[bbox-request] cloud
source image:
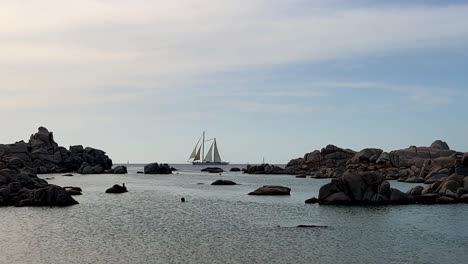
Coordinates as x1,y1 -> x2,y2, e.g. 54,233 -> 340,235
0,0 -> 467,112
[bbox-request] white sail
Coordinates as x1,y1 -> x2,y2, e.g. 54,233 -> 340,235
213,139 -> 222,162
194,146 -> 202,161
204,142 -> 214,162
189,137 -> 201,159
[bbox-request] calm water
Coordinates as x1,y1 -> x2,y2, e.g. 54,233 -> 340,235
1,164 -> 467,264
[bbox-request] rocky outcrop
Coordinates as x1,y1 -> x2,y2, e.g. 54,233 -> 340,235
144,163 -> 172,174
0,169 -> 78,207
244,164 -> 285,174
0,127 -> 113,174
316,170 -> 468,205
248,185 -> 291,195
105,184 -> 127,193
211,180 -> 237,185
266,140 -> 466,183
201,167 -> 224,173
229,167 -> 241,172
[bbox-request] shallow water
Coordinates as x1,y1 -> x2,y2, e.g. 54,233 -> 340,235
1,164 -> 467,264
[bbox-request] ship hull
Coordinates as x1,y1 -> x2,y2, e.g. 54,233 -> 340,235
192,161 -> 230,165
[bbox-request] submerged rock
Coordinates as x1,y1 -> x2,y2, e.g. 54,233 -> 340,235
201,167 -> 224,173
248,185 -> 291,196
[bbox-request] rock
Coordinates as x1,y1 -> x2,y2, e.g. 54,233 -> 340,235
462,153 -> 468,167
348,148 -> 383,164
17,185 -> 79,207
211,180 -> 237,185
318,172 -> 417,205
62,173 -> 74,177
455,188 -> 468,198
413,194 -> 440,204
105,184 -> 128,193
245,164 -> 285,174
201,167 -> 224,173
229,167 -> 241,172
248,185 -> 291,196
78,163 -> 104,174
170,167 -> 177,171
406,186 -> 424,196
65,189 -> 82,196
437,196 -> 456,204
297,225 -> 328,228
137,171 -> 144,174
305,197 -> 318,204
460,194 -> 468,203
64,186 -> 82,192
436,180 -> 461,196
296,174 -> 307,178
110,165 -> 127,174
424,174 -> 447,184
144,163 -> 172,174
430,140 -> 450,150
389,188 -> 414,204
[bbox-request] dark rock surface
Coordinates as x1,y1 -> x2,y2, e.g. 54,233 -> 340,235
0,169 -> 78,207
108,165 -> 128,174
201,167 -> 224,173
255,140 -> 468,184
105,184 -> 128,193
244,164 -> 285,174
0,127 -> 113,174
248,185 -> 291,195
316,170 -> 468,206
144,163 -> 172,174
211,180 -> 237,185
305,197 -> 318,204
229,167 -> 241,172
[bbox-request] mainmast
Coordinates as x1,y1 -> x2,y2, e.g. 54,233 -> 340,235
202,131 -> 205,162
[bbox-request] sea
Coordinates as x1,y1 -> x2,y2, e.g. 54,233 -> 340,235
1,164 -> 467,264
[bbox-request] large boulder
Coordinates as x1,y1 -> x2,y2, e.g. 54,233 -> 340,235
348,148 -> 383,164
430,140 -> 450,150
144,163 -> 172,174
109,165 -> 128,174
78,162 -> 104,174
318,172 -> 411,205
248,185 -> 291,195
462,153 -> 468,168
105,184 -> 128,193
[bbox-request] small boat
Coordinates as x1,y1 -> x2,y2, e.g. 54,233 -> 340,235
189,131 -> 229,165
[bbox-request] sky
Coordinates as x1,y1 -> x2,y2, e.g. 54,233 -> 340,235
1,0 -> 468,164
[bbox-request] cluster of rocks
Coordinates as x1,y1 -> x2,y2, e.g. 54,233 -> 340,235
243,164 -> 285,174
0,127 -> 117,175
144,162 -> 172,174
312,170 -> 468,205
0,168 -> 78,207
255,140 -> 468,185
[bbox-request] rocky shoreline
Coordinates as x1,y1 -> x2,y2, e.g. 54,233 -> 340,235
0,127 -> 125,207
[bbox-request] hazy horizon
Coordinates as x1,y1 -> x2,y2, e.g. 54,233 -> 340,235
1,0 -> 468,163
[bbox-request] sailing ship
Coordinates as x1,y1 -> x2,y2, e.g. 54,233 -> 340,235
189,131 -> 229,165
